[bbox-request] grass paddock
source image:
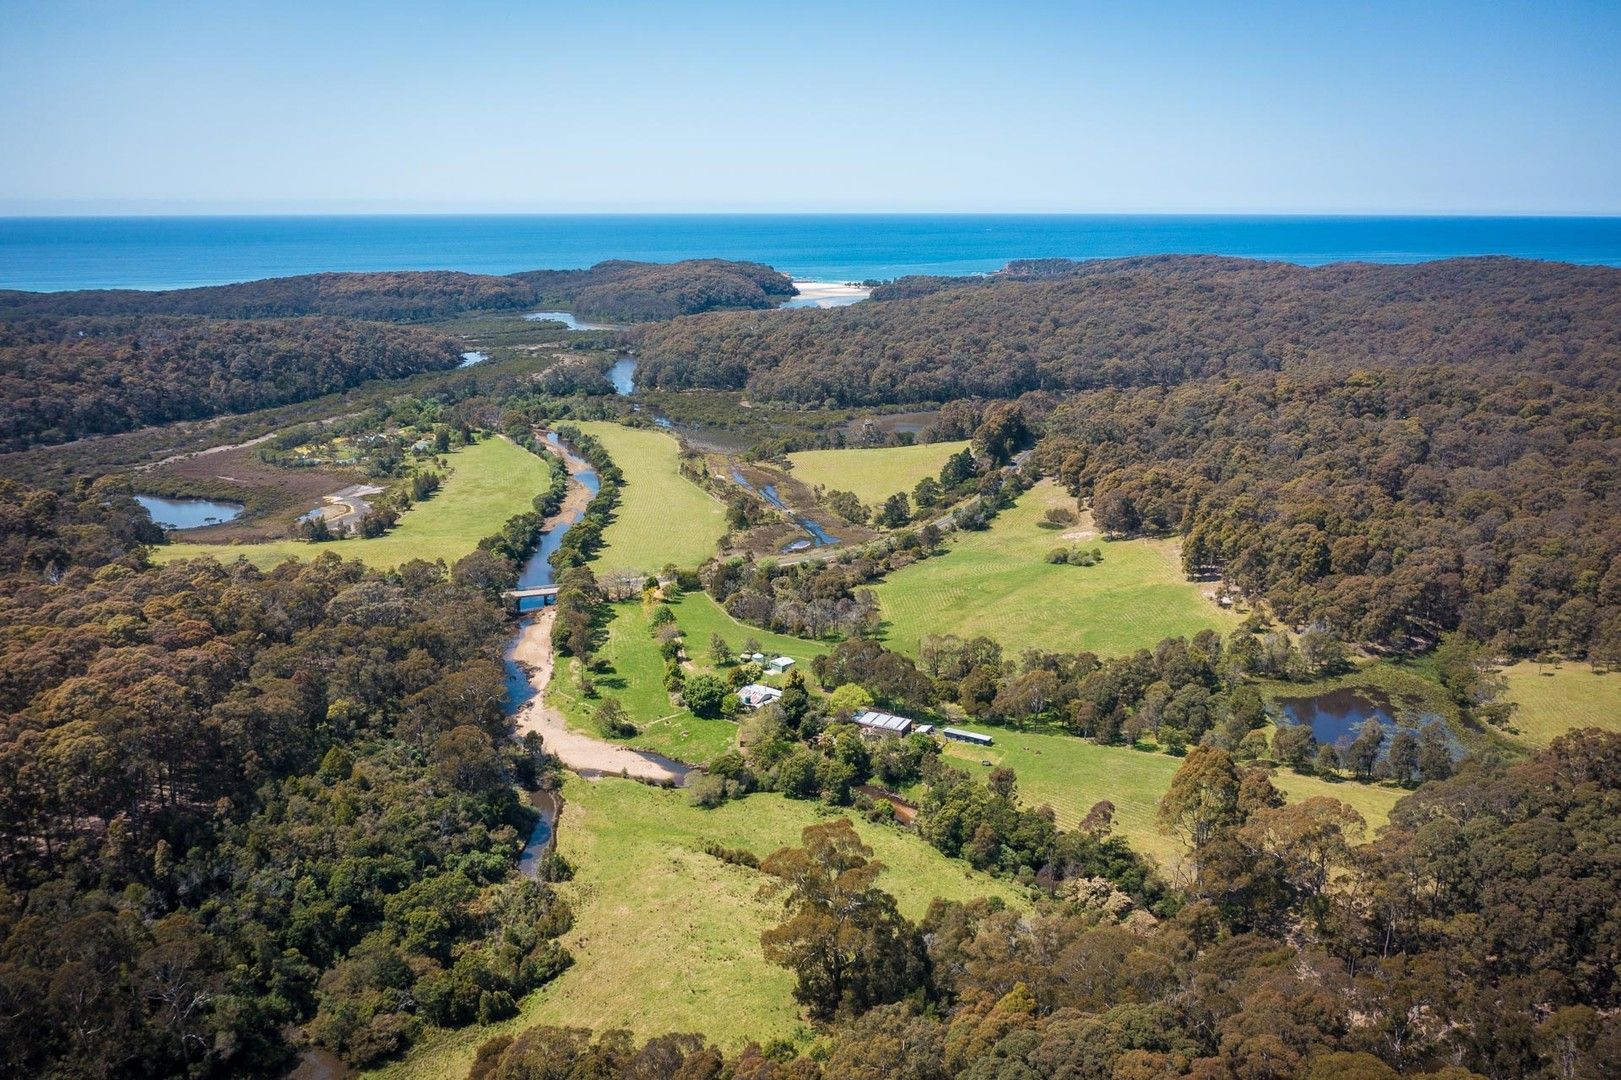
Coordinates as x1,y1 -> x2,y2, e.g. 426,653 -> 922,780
785,440 -> 971,506
576,422 -> 727,574
872,480 -> 1241,658
371,777 -> 1025,1078
1500,662 -> 1621,747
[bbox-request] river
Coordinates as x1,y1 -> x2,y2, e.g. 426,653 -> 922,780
501,431 -> 695,801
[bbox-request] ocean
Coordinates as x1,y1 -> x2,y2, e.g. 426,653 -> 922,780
2,214 -> 1619,292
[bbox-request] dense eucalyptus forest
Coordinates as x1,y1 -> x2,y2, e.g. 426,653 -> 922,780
635,258 -> 1621,660
0,258 -> 795,323
2,253 -> 1619,1080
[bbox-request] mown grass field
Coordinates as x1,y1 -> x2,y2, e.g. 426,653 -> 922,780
154,435 -> 550,570
550,599 -> 738,764
373,777 -> 1026,1078
872,480 -> 1242,658
1500,662 -> 1621,747
549,591 -> 829,765
936,724 -> 1405,869
668,590 -> 831,667
785,440 -> 971,505
575,421 -> 727,573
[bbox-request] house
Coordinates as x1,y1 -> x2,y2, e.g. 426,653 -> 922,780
941,727 -> 994,747
738,684 -> 783,710
853,710 -> 914,736
765,656 -> 795,675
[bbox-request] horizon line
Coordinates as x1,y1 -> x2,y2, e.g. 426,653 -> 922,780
4,209 -> 1621,221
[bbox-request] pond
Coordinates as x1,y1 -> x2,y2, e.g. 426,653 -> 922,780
1275,686 -> 1460,760
459,350 -> 489,367
523,310 -> 616,331
135,494 -> 244,530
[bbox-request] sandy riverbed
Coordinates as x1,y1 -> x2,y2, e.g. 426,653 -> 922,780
784,280 -> 871,307
510,611 -> 688,784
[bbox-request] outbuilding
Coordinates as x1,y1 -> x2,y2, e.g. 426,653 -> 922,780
765,656 -> 796,675
941,727 -> 994,747
853,710 -> 914,736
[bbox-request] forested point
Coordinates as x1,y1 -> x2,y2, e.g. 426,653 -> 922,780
0,315 -> 466,451
0,258 -> 795,322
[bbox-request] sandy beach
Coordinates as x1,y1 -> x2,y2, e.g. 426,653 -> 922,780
784,280 -> 871,307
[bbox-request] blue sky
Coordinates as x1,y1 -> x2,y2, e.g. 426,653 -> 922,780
1,0 -> 1616,214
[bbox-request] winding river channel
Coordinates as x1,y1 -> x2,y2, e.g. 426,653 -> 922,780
502,431 -> 697,873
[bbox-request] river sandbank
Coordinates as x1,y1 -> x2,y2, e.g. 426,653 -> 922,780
510,611 -> 689,784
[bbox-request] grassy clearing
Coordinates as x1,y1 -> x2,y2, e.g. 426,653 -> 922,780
575,421 -> 726,574
550,600 -> 737,765
936,724 -> 1405,869
872,480 -> 1241,658
785,440 -> 970,506
667,590 -> 831,666
549,593 -> 830,766
154,436 -> 550,570
373,777 -> 1025,1078
1500,662 -> 1621,747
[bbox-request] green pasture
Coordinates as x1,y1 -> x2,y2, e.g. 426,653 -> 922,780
575,421 -> 727,574
153,435 -> 551,570
1500,661 -> 1621,747
371,777 -> 1025,1078
871,480 -> 1241,658
785,440 -> 971,506
936,723 -> 1404,870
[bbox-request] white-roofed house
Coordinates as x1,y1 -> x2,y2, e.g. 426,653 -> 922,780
853,710 -> 915,736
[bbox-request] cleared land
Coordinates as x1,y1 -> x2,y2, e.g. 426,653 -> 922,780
373,777 -> 1025,1078
936,724 -> 1405,868
1500,662 -> 1621,747
872,480 -> 1241,657
785,440 -> 970,505
155,435 -> 551,570
575,421 -> 727,573
549,592 -> 828,765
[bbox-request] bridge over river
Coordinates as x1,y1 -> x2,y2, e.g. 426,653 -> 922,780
503,584 -> 559,608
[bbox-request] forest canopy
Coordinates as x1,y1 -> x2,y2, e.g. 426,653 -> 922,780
0,315 -> 466,450
0,259 -> 796,323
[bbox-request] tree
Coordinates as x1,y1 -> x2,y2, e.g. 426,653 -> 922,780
875,493 -> 912,529
1273,723 -> 1317,770
429,726 -> 504,795
913,476 -> 942,509
1157,746 -> 1241,892
778,668 -> 811,730
1380,729 -> 1420,784
1417,725 -> 1453,783
593,697 -> 636,738
1347,720 -> 1385,780
759,819 -> 928,1018
828,683 -> 874,718
708,632 -> 732,666
682,674 -> 730,719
